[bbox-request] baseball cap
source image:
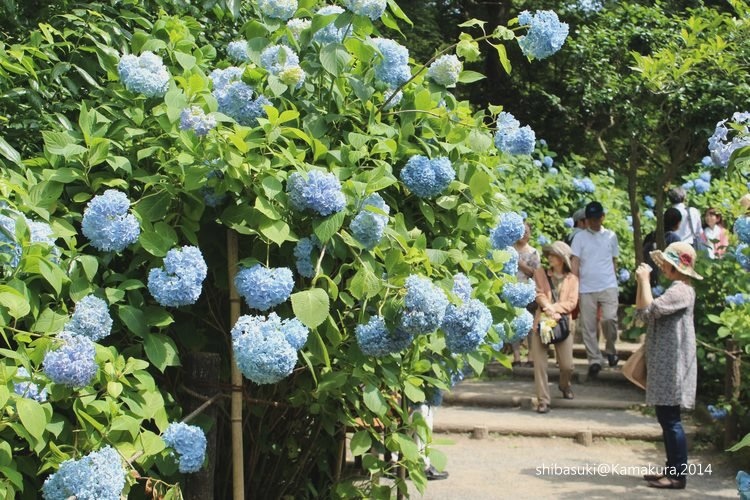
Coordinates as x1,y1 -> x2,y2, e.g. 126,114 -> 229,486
585,201 -> 604,219
572,208 -> 586,222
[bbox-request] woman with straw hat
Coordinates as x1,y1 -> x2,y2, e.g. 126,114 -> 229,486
530,241 -> 579,414
635,242 -> 702,490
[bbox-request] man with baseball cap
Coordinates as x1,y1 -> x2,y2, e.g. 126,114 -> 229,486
570,201 -> 620,376
564,208 -> 587,246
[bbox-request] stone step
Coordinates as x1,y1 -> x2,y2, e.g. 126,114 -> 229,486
572,341 -> 643,360
486,358 -> 634,385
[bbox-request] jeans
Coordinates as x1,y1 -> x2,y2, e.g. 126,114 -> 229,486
655,405 -> 688,480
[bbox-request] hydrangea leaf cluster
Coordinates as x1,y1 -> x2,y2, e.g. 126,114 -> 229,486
355,316 -> 413,356
66,295 -> 113,341
350,193 -> 390,250
490,212 -> 525,249
260,45 -> 305,88
617,268 -> 630,284
286,18 -> 311,42
427,54 -> 463,87
442,299 -> 492,353
287,170 -> 346,216
501,281 -> 536,308
399,275 -> 449,335
211,67 -> 270,126
494,112 -> 536,155
81,190 -> 140,252
490,323 -> 506,351
43,332 -> 98,387
227,40 -> 250,62
231,313 -> 308,384
13,367 -> 48,402
501,245 -> 519,275
372,38 -> 411,88
344,0 -> 386,20
0,211 -> 58,268
572,177 -> 596,193
734,216 -> 750,244
162,422 -> 207,473
399,155 -> 455,198
234,265 -> 294,311
517,10 -> 569,60
42,446 -> 125,500
508,309 -> 534,342
201,169 -> 228,207
708,112 -> 750,167
725,293 -> 748,306
452,273 -> 472,302
294,235 -> 320,278
258,0 -> 297,20
313,6 -> 347,44
148,246 -> 208,307
117,51 -> 170,98
180,106 -> 216,136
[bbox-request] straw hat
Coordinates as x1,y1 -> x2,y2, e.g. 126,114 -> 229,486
542,241 -> 572,271
649,241 -> 703,280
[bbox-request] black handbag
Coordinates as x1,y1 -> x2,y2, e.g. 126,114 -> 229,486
538,273 -> 570,345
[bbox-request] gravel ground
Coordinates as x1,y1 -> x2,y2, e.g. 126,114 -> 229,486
409,433 -> 738,499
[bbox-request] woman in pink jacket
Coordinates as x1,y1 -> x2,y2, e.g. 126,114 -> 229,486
529,241 -> 580,414
699,207 -> 729,259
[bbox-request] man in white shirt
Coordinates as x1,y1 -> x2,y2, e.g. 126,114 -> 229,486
667,187 -> 702,245
571,201 -> 620,376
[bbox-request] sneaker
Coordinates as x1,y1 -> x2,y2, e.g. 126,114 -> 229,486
607,354 -> 619,367
588,363 -> 601,377
424,465 -> 449,481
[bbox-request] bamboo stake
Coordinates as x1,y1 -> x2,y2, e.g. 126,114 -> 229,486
227,229 -> 245,499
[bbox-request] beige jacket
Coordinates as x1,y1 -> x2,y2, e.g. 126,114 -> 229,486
532,268 -> 579,328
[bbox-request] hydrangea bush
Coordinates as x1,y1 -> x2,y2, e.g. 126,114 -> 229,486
0,0 -> 577,498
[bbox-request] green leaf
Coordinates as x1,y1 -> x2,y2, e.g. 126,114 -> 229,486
143,333 -> 180,372
42,131 -> 87,159
350,430 -> 372,456
175,51 -> 196,70
363,384 -> 388,417
291,289 -> 330,329
0,286 -> 30,319
259,219 -> 293,246
139,229 -> 175,257
392,432 -> 419,461
16,398 -> 47,440
469,169 -> 491,197
118,305 -> 148,338
427,448 -> 447,471
313,211 -> 345,243
0,135 -> 22,166
38,259 -> 65,295
320,43 -> 351,76
349,264 -> 382,300
493,44 -> 512,75
457,70 -> 486,83
88,138 -> 110,167
467,129 -> 493,153
77,255 -> 99,281
728,432 -> 750,452
404,379 -> 425,403
133,191 -> 172,222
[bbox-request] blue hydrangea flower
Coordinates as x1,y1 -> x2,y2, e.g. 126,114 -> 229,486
490,212 -> 525,249
286,18 -> 311,42
400,155 -> 455,198
162,422 -> 207,473
517,10 -> 569,60
372,38 -> 411,87
644,209 -> 655,219
43,332 -> 98,387
494,112 -> 536,155
382,88 -> 403,110
66,295 -> 112,341
148,246 -> 208,307
81,190 -> 140,252
0,213 -> 22,267
356,316 -> 395,356
117,51 -> 170,98
294,235 -> 320,278
351,193 -> 389,250
708,113 -> 750,167
14,367 -> 47,402
682,180 -> 695,191
0,212 -> 57,267
725,293 -> 748,306
563,217 -> 574,228
231,313 -> 301,384
227,40 -> 250,62
213,81 -> 270,127
644,195 -> 655,208
201,169 -> 228,207
501,245 -> 519,276
537,234 -> 549,246
344,0 -> 386,19
572,0 -> 603,14
261,44 -> 300,74
209,66 -> 244,91
618,268 -> 630,284
489,324 -> 504,351
180,106 -> 216,136
313,5 -> 347,44
533,159 -> 542,168
509,309 -> 534,342
693,178 -> 710,194
542,156 -> 554,168
452,273 -> 472,302
701,155 -> 714,167
287,170 -> 346,216
234,265 -> 294,311
399,275 -> 449,335
502,281 -> 537,308
572,177 -> 596,193
442,299 -> 493,354
42,446 -> 125,500
699,171 -> 712,182
707,404 -> 728,420
427,54 -> 462,87
737,470 -> 750,499
652,285 -> 665,297
735,217 -> 750,244
548,167 -> 558,175
258,0 -> 297,19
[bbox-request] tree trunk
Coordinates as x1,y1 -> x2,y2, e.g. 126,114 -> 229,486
724,339 -> 741,448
